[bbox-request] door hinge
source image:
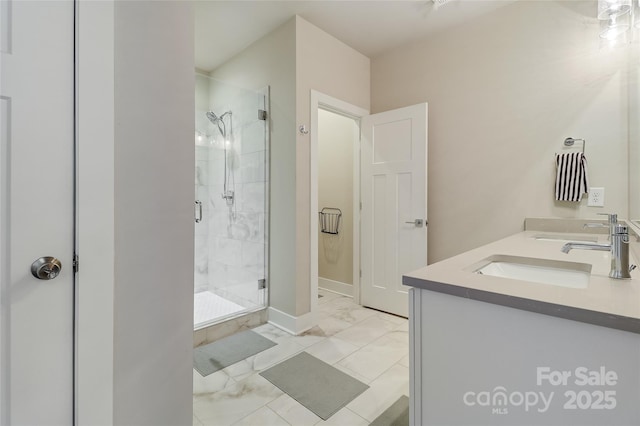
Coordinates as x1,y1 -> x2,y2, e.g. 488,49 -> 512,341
360,201 -> 362,211
258,109 -> 268,121
258,278 -> 266,289
359,269 -> 362,278
73,254 -> 79,273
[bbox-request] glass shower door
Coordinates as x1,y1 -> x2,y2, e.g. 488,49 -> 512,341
194,75 -> 269,329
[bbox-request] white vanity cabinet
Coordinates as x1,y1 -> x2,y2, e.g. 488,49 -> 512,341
404,225 -> 640,426
407,287 -> 640,426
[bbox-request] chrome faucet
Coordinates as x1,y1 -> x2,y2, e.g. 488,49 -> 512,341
562,222 -> 636,279
561,242 -> 610,253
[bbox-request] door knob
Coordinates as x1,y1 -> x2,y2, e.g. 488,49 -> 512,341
405,219 -> 425,227
31,257 -> 62,280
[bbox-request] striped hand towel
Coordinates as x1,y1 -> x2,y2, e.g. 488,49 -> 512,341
555,152 -> 589,202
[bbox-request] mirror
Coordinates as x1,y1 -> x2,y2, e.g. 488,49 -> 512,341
629,49 -> 640,225
195,0 -> 639,226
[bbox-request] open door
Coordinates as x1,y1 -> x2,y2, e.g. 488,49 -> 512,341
360,103 -> 428,317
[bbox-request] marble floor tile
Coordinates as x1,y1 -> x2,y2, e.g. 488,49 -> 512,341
394,320 -> 409,332
194,373 -> 284,426
385,329 -> 409,345
303,315 -> 353,338
251,323 -> 294,344
337,333 -> 408,381
346,364 -> 410,422
305,336 -> 360,365
332,316 -> 399,347
330,305 -> 378,325
231,406 -> 289,426
376,311 -> 408,325
193,369 -> 235,396
317,295 -> 358,315
399,354 -> 410,368
331,362 -> 374,385
251,339 -> 305,371
223,339 -> 305,382
194,290 -> 410,426
267,394 -> 321,426
317,289 -> 344,305
314,407 -> 369,426
252,322 -> 324,348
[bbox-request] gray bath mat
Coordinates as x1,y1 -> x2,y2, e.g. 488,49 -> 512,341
370,395 -> 409,426
260,352 -> 369,420
194,329 -> 276,377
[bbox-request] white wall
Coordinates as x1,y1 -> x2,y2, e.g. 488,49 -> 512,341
318,109 -> 355,286
209,16 -> 369,321
371,0 -> 632,263
295,16 -> 370,315
112,2 -> 194,424
76,1 -> 115,423
209,18 -> 297,316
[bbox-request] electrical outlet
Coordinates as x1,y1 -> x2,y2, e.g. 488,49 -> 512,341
588,187 -> 605,207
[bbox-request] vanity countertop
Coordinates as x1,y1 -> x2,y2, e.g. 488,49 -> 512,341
403,230 -> 640,334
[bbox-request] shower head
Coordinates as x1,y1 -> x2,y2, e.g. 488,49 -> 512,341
205,111 -> 219,124
205,110 -> 232,137
206,110 -> 229,137
206,110 -> 231,123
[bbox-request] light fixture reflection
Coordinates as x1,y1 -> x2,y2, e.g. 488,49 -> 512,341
600,15 -> 630,39
597,0 -> 632,41
598,0 -> 632,19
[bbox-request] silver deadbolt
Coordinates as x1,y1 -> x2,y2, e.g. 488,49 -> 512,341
31,257 -> 62,280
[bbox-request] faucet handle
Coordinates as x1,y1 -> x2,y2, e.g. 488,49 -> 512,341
612,224 -> 628,236
597,213 -> 618,224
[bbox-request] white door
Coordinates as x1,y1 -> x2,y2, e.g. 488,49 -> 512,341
360,103 -> 428,317
1,1 -> 75,424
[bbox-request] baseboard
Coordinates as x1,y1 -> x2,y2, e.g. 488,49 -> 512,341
267,307 -> 315,335
318,277 -> 353,297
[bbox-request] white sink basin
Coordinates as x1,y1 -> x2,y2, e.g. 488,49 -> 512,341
533,234 -> 598,243
472,255 -> 591,288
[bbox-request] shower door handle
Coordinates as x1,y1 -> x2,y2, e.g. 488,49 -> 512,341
195,200 -> 203,223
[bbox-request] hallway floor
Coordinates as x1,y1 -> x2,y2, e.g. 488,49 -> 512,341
193,289 -> 409,426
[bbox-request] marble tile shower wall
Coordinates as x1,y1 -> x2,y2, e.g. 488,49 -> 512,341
207,91 -> 267,310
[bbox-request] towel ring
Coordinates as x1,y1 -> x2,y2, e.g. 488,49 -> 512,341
563,137 -> 586,155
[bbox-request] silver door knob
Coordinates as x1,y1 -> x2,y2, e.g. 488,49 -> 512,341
405,219 -> 425,227
31,257 -> 62,280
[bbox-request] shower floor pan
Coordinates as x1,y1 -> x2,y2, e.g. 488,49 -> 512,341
194,291 -> 245,328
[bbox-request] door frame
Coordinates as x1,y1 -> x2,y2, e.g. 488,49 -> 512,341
75,2 -> 115,424
309,90 -> 368,314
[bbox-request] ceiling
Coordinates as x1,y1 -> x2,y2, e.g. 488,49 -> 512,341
194,0 -> 519,72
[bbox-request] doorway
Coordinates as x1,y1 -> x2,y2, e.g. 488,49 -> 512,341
317,109 -> 359,297
311,92 -> 429,318
310,91 -> 368,314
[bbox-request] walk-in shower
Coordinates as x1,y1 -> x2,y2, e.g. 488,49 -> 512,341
194,73 -> 270,330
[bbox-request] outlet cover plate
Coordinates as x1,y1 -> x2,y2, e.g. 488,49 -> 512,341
588,187 -> 605,207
